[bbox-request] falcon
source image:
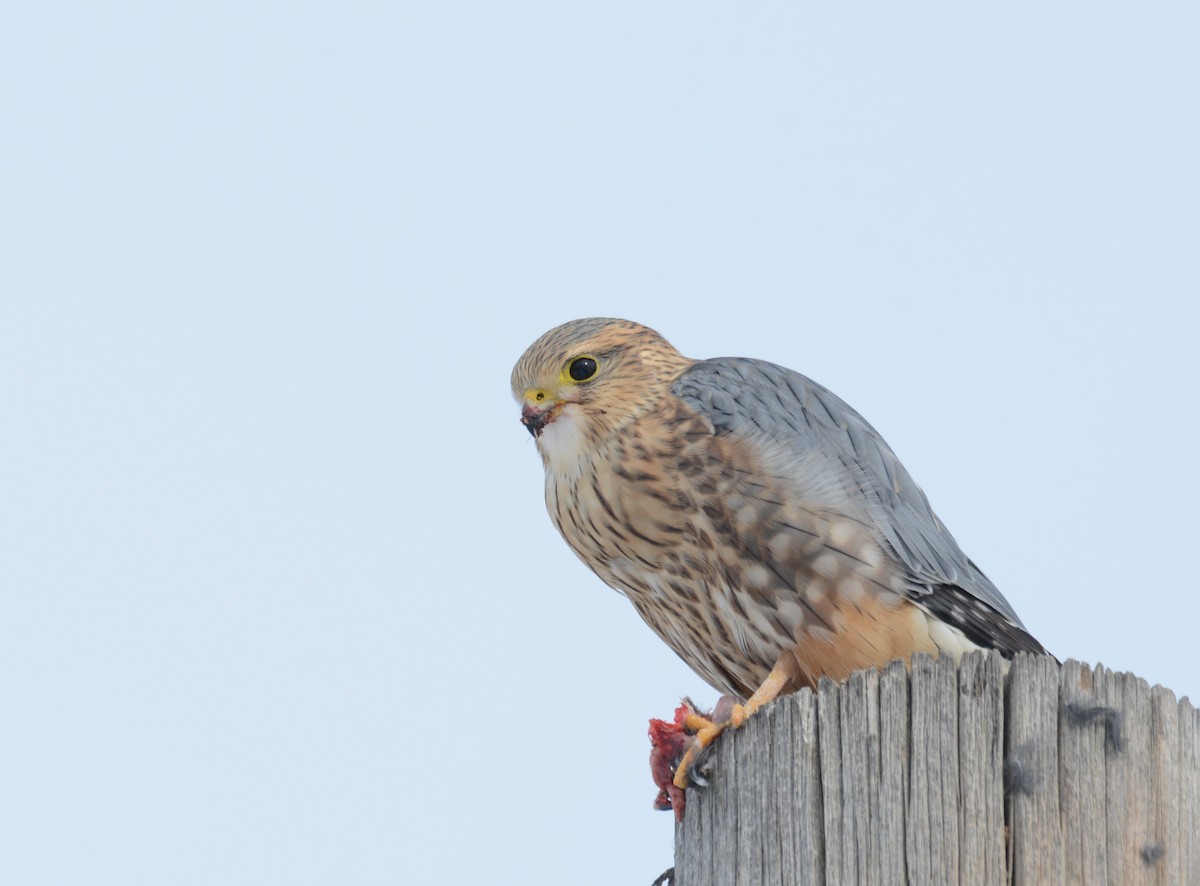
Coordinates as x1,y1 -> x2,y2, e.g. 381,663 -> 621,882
512,318 -> 1046,797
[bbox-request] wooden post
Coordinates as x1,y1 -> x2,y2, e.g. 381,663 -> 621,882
672,652 -> 1200,885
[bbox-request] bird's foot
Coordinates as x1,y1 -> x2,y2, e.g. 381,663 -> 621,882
649,657 -> 798,818
648,696 -> 744,820
671,701 -> 746,790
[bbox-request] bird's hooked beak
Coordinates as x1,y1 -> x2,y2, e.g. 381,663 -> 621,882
521,391 -> 562,438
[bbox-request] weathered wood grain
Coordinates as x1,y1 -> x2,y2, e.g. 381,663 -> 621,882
956,649 -> 1004,886
1150,683 -> 1180,885
1058,659 -> 1108,886
672,654 -> 1200,886
907,653 -> 960,884
1178,695 -> 1200,882
877,660 -> 909,886
1006,653 -> 1063,885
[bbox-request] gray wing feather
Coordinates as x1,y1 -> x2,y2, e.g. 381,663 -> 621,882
672,357 -> 1032,633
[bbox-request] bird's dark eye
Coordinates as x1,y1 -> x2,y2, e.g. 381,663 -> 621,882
568,356 -> 598,381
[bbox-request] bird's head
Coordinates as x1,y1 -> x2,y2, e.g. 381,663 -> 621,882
511,318 -> 692,467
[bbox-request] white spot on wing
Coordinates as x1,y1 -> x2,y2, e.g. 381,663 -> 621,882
813,552 -> 841,580
924,615 -> 981,656
744,564 -> 771,589
829,520 -> 856,549
776,601 -> 808,631
837,575 -> 868,603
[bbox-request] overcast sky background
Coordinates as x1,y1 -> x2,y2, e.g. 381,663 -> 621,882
3,4 -> 1198,884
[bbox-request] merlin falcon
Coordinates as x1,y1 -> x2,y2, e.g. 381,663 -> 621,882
512,318 -> 1046,791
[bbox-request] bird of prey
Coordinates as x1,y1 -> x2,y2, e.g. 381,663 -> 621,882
512,318 -> 1046,795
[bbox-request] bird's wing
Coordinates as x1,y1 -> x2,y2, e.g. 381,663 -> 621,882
671,357 -> 1044,654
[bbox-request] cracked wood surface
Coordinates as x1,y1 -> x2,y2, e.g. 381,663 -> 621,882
673,652 -> 1200,886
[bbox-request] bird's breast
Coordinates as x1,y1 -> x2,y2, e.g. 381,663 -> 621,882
541,415 -> 803,696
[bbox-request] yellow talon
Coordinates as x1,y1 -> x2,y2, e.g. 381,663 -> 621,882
670,655 -> 797,790
671,703 -> 754,789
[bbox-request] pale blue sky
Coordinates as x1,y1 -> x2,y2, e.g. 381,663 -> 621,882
3,4 -> 1198,884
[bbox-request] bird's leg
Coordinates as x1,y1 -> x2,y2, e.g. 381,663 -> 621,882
672,654 -> 797,789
